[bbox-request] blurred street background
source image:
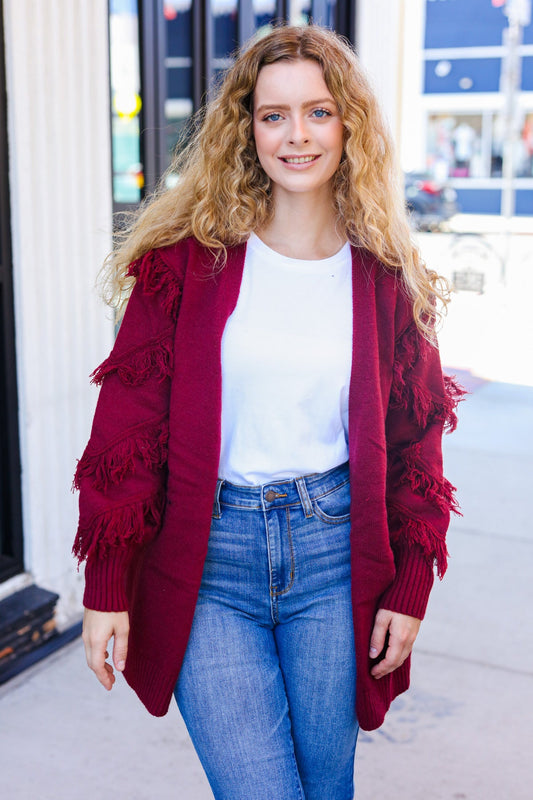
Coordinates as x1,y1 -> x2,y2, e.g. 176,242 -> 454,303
1,1 -> 532,798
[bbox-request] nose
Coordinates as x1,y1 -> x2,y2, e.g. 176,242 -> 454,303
288,115 -> 310,145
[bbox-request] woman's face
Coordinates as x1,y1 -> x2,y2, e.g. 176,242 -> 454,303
252,59 -> 344,202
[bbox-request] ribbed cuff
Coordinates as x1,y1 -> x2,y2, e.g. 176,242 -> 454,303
379,542 -> 434,620
82,549 -> 132,611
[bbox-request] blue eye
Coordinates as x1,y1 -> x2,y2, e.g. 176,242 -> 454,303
264,112 -> 282,122
312,108 -> 331,118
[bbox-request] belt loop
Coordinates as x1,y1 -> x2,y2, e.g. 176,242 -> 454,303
295,476 -> 314,518
212,478 -> 224,519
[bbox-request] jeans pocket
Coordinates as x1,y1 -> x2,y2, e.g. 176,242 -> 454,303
313,480 -> 351,524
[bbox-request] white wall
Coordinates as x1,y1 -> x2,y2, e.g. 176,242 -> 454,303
3,0 -> 114,626
398,0 -> 427,172
356,0 -> 403,139
356,0 -> 426,173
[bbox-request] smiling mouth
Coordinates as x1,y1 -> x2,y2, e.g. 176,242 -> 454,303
280,155 -> 320,164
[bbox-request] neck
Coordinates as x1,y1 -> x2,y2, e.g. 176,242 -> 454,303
257,187 -> 346,260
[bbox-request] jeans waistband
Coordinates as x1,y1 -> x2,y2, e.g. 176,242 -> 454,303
212,462 -> 349,517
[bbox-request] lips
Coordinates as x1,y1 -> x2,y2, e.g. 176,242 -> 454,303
279,155 -> 320,164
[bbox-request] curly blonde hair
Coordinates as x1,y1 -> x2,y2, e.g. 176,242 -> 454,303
104,24 -> 449,336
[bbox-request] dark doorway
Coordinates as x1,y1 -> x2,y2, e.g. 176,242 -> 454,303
0,0 -> 24,583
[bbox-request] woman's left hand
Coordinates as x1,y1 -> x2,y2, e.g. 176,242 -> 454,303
369,608 -> 421,679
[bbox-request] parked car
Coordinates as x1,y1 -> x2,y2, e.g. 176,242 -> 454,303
404,172 -> 459,231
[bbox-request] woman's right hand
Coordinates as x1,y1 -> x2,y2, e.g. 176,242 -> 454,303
82,608 -> 130,691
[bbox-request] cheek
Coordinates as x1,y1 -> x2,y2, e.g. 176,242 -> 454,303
253,122 -> 279,160
329,123 -> 345,158
253,131 -> 265,160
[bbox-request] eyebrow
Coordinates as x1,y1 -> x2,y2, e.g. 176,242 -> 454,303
255,98 -> 337,114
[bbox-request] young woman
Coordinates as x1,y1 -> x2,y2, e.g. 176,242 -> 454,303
75,25 -> 463,800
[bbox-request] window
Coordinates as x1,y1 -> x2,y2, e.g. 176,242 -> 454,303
109,0 -> 143,206
110,0 -> 356,208
165,0 -> 194,185
427,113 -> 484,178
512,111 -> 533,178
426,110 -> 533,179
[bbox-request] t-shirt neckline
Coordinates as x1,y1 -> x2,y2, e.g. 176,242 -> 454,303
248,232 -> 351,269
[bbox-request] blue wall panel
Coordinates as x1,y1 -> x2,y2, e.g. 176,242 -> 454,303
521,57 -> 533,91
425,0 -> 508,48
425,58 -> 501,93
515,190 -> 533,215
454,188 -> 533,215
454,188 -> 501,214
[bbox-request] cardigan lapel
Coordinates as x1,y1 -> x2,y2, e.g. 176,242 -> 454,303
348,247 -> 396,591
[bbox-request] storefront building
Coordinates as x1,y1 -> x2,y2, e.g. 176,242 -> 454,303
401,0 -> 533,214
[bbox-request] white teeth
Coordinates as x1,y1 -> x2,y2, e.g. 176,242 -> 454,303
283,156 -> 316,164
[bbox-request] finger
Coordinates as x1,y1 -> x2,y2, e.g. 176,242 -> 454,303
85,635 -> 114,690
113,628 -> 129,672
370,637 -> 405,679
93,654 -> 116,690
369,610 -> 391,659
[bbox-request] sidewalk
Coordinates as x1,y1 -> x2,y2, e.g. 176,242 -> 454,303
1,375 -> 531,798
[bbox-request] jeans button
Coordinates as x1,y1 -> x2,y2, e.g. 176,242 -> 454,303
265,490 -> 277,501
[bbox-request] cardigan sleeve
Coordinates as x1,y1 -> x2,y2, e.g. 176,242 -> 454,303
380,313 -> 466,620
72,247 -> 185,612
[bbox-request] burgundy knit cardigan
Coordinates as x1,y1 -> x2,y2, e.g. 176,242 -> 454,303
73,237 -> 463,731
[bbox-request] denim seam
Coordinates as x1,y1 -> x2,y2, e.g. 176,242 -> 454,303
219,501 -> 263,510
270,507 -> 296,598
263,505 -> 277,625
220,500 -> 299,511
312,503 -> 351,525
311,476 -> 350,501
289,750 -> 305,800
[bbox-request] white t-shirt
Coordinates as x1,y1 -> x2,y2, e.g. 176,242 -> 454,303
218,232 -> 353,485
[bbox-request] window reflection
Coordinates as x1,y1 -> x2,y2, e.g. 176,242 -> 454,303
427,114 -> 486,179
213,0 -> 239,61
164,1 -> 193,180
254,0 -> 278,33
290,0 -> 311,25
320,1 -> 337,28
518,112 -> 533,178
289,0 -> 336,28
427,111 -> 533,180
109,0 -> 143,205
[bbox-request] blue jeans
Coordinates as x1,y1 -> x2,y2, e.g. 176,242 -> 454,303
174,463 -> 358,800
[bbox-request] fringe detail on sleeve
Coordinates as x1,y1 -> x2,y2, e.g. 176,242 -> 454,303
90,330 -> 173,387
72,489 -> 165,564
127,249 -> 183,320
73,418 -> 169,492
391,323 -> 467,433
441,375 -> 467,433
397,441 -> 461,515
388,502 -> 449,579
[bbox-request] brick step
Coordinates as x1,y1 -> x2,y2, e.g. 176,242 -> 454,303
0,585 -> 59,674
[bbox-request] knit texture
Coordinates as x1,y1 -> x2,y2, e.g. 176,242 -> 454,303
73,238 -> 464,731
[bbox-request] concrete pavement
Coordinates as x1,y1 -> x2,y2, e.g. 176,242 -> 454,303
1,227 -> 532,799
